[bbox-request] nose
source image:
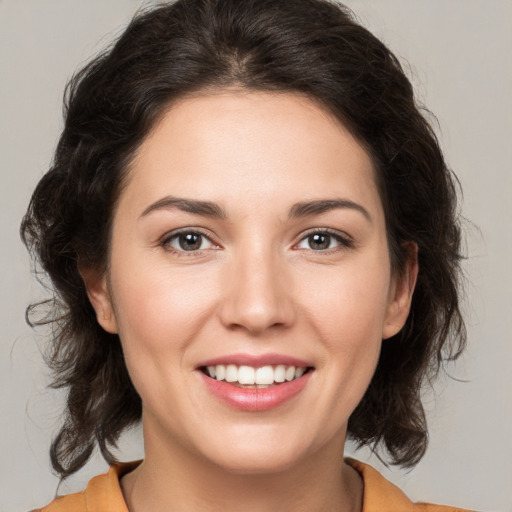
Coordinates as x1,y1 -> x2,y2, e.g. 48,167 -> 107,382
218,245 -> 296,336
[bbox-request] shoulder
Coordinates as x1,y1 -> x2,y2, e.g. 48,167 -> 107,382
33,459 -> 475,512
32,461 -> 140,512
346,458 -> 476,512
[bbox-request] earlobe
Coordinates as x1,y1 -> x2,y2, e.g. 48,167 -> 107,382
382,243 -> 418,340
79,266 -> 118,334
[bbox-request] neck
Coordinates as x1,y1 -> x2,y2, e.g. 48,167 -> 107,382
121,424 -> 363,512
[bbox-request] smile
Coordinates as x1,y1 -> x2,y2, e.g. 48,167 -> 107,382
202,364 -> 310,388
196,355 -> 315,411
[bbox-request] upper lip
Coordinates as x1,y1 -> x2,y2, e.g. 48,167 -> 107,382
196,353 -> 312,369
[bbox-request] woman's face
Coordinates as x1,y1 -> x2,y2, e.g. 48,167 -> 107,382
87,91 -> 415,473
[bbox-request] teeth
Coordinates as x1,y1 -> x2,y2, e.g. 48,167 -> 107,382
208,364 -> 308,386
255,366 -> 274,385
225,364 -> 238,383
238,365 -> 255,384
274,365 -> 286,383
215,365 -> 225,381
285,366 -> 296,381
294,367 -> 305,379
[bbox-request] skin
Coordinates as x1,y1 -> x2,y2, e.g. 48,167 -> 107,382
84,90 -> 417,512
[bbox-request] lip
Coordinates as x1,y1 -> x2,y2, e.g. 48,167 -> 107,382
197,368 -> 313,412
197,353 -> 311,368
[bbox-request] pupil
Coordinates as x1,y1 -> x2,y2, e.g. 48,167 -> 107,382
179,233 -> 201,250
310,233 -> 330,250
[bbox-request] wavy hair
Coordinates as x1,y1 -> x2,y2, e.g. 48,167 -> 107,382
21,0 -> 466,479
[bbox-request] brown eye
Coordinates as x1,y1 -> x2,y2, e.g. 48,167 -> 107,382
178,233 -> 203,251
163,230 -> 217,253
308,233 -> 331,250
296,230 -> 353,252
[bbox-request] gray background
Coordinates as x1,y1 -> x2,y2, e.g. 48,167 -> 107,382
1,1 -> 511,511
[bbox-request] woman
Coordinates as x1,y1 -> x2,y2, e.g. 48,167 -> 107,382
21,0 -> 471,510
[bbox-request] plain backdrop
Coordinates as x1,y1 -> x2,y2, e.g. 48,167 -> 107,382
1,1 -> 511,511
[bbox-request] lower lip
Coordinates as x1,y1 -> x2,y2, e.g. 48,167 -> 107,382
199,371 -> 312,412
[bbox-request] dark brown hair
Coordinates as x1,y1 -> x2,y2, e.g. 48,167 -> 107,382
21,0 -> 465,479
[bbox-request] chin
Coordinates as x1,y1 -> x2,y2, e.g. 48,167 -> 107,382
210,448 -> 303,476
192,427 -> 320,476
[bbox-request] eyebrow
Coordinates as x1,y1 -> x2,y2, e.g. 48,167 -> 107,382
288,198 -> 372,222
140,196 -> 371,223
140,196 -> 227,219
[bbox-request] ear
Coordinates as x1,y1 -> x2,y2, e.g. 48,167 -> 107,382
80,266 -> 118,334
382,243 -> 418,340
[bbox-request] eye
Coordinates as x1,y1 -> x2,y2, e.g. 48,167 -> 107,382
162,230 -> 218,253
296,230 -> 353,251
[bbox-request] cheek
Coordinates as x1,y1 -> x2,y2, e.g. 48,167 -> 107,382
298,259 -> 391,339
107,262 -> 222,418
110,261 -> 218,358
297,260 -> 390,397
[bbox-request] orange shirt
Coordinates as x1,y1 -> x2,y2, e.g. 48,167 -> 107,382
35,459 -> 475,512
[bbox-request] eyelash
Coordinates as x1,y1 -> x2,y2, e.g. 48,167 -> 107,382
160,228 -> 218,257
296,228 -> 354,253
160,227 -> 354,257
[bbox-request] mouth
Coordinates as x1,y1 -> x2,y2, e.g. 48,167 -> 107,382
200,364 -> 314,389
196,354 -> 315,411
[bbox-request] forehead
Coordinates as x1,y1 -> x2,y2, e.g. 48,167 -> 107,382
122,90 -> 382,221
